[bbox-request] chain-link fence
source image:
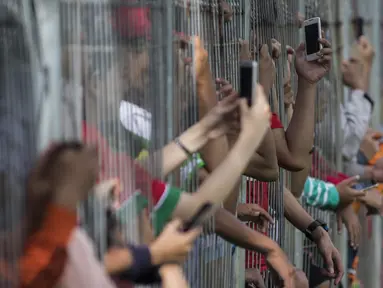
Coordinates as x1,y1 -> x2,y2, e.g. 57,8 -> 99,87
1,0 -> 382,287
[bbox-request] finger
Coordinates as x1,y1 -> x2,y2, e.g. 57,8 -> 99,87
169,218 -> 183,230
192,36 -> 203,50
259,210 -> 274,223
339,175 -> 360,187
319,38 -> 331,48
323,252 -> 335,276
216,78 -> 230,86
319,48 -> 332,55
321,30 -> 325,39
238,98 -> 249,115
351,189 -> 367,198
185,226 -> 202,241
183,57 -> 192,65
219,84 -> 234,95
259,44 -> 269,57
295,42 -> 305,53
333,252 -> 344,285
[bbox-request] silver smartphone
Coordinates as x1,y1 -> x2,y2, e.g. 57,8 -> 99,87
303,17 -> 322,61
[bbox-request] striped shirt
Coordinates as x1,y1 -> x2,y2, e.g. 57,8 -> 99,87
301,177 -> 340,210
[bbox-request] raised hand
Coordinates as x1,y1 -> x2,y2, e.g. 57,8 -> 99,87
259,44 -> 276,94
150,219 -> 201,265
336,175 -> 365,208
284,46 -> 295,107
341,57 -> 366,91
295,31 -> 332,84
237,203 -> 274,233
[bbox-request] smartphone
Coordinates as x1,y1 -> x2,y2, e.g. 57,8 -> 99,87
303,17 -> 322,61
360,183 -> 379,192
240,60 -> 258,106
355,17 -> 364,39
182,202 -> 213,232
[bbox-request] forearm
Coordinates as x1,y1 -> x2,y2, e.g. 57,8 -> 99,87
138,122 -> 208,178
284,187 -> 313,231
290,154 -> 312,197
284,79 -> 316,166
242,129 -> 279,182
228,128 -> 278,181
173,134 -> 267,222
195,134 -> 265,209
198,71 -> 229,173
214,208 -> 276,254
160,265 -> 189,288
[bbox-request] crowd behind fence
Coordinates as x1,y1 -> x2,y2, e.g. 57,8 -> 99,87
0,0 -> 382,287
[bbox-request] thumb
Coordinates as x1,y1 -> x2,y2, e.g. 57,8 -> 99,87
168,218 -> 183,230
340,175 -> 360,187
185,226 -> 202,241
351,188 -> 367,198
295,42 -> 305,53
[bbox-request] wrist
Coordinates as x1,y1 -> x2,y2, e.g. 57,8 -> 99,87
179,122 -> 209,153
311,226 -> 327,244
297,77 -> 316,90
196,67 -> 212,86
149,242 -> 164,266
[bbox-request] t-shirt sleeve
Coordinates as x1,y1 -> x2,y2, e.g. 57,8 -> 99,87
151,180 -> 182,235
20,204 -> 76,288
270,113 -> 284,129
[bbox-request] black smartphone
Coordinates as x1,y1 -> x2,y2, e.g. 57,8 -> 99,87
355,17 -> 364,39
181,202 -> 213,232
240,60 -> 258,106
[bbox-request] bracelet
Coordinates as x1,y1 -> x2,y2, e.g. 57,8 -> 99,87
174,137 -> 193,157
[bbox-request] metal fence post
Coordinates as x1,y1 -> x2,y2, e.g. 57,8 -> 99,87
32,0 -> 62,150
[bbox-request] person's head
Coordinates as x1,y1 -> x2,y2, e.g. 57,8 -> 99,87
112,4 -> 151,104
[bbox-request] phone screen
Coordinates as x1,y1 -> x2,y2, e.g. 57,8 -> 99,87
240,63 -> 253,106
305,23 -> 320,55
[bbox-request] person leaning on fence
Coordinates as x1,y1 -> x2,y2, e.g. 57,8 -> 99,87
231,33 -> 343,286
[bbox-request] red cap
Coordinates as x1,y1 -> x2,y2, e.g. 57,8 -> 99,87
112,4 -> 151,39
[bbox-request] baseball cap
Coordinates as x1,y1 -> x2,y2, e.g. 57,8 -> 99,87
111,2 -> 151,40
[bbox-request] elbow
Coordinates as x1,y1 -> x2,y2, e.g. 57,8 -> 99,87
244,165 -> 279,182
278,158 -> 306,172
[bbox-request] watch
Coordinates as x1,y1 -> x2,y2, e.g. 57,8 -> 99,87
304,219 -> 329,242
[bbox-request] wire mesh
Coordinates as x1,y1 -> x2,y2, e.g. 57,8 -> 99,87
3,0 -> 382,286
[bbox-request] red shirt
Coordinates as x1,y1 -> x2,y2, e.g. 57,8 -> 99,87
245,113 -> 283,271
82,122 -> 152,203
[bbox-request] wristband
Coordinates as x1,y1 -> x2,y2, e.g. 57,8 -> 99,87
174,137 -> 193,157
118,245 -> 161,284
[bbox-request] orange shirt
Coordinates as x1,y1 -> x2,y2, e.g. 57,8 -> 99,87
353,144 -> 383,213
19,204 -> 76,288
